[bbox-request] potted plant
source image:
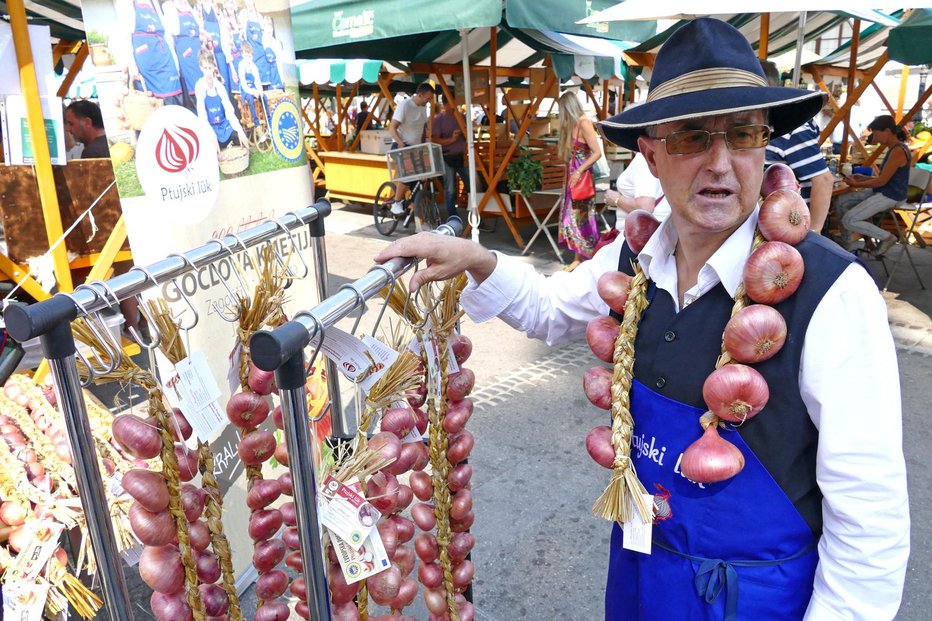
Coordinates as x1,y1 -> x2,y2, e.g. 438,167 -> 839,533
506,150 -> 543,197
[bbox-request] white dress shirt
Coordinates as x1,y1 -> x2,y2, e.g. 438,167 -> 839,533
460,209 -> 909,620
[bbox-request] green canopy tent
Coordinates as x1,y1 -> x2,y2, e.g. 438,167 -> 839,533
290,0 -> 656,241
887,8 -> 932,66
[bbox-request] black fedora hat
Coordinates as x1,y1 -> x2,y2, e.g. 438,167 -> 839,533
601,18 -> 826,150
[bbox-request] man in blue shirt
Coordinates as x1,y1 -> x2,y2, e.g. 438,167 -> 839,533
761,61 -> 835,233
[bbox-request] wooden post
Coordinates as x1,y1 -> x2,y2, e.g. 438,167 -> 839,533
489,26 -> 497,197
8,0 -> 73,291
818,51 -> 888,146
840,19 -> 861,165
759,13 -> 770,59
896,66 -> 910,122
56,42 -> 87,98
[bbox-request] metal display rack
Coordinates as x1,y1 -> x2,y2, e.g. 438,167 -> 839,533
249,218 -> 463,621
3,200 -> 334,621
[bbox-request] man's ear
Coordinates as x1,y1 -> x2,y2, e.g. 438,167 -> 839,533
637,134 -> 660,178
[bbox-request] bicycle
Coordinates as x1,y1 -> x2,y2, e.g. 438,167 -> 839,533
373,143 -> 445,236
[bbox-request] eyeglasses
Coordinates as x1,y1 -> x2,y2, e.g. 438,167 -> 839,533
653,124 -> 773,155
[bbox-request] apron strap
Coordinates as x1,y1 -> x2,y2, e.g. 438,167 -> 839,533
654,538 -> 817,621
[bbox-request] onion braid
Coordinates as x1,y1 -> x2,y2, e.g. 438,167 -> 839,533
593,263 -> 652,525
148,389 -> 206,621
714,230 -> 767,370
198,442 -> 244,621
428,330 -> 460,621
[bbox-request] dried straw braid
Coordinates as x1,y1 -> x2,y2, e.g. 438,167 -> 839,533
149,299 -> 245,621
148,388 -> 207,620
593,263 -> 653,525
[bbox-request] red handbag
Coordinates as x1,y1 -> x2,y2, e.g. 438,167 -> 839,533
569,169 -> 595,201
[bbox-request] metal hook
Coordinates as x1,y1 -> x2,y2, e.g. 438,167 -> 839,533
124,267 -> 166,349
72,285 -> 124,371
164,255 -> 200,331
277,214 -> 311,279
338,283 -> 367,336
367,264 -> 397,337
211,239 -> 253,303
59,290 -> 118,377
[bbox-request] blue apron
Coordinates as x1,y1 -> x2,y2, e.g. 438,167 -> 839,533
241,63 -> 260,125
246,19 -> 269,84
264,45 -> 283,90
202,6 -> 232,90
205,89 -> 233,143
173,8 -> 203,95
228,32 -> 243,94
131,0 -> 181,98
605,381 -> 819,620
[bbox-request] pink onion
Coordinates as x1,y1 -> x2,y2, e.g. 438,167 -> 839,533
253,538 -> 286,572
411,503 -> 437,531
282,526 -> 301,550
415,533 -> 439,563
278,472 -> 293,496
413,407 -> 429,435
111,414 -> 161,459
586,425 -> 615,469
368,566 -> 402,605
386,443 -> 417,476
393,544 -> 416,577
743,241 -> 804,305
188,520 -> 210,551
121,469 -> 170,513
290,577 -> 307,600
168,409 -> 193,441
328,562 -> 360,604
139,545 -> 184,593
377,519 -> 398,558
394,483 -> 414,512
253,602 -> 290,621
418,561 -> 443,588
247,363 -> 276,396
760,162 -> 800,198
702,364 -> 769,424
246,479 -> 282,511
128,503 -> 175,546
196,550 -> 222,583
624,209 -> 661,254
151,592 -> 192,621
367,471 -> 399,514
237,430 -> 277,465
449,532 -> 475,563
423,587 -> 449,616
180,483 -> 207,522
332,602 -> 362,621
759,189 -> 810,245
450,333 -> 473,365
723,305 -> 787,363
597,271 -> 633,315
409,471 -> 433,502
448,464 -> 472,492
273,441 -> 289,466
225,391 -> 270,429
450,489 -> 473,521
442,401 -> 473,434
680,424 -> 746,483
174,444 -> 200,482
446,368 -> 476,401
280,501 -> 296,526
200,583 -> 229,617
366,432 -> 402,470
583,366 -> 613,410
450,511 -> 475,533
249,509 -> 283,540
586,315 -> 620,363
408,440 -> 430,471
446,430 -> 474,463
452,560 -> 475,589
255,569 -> 288,600
380,407 -> 417,438
389,515 -> 415,544
390,577 -> 420,610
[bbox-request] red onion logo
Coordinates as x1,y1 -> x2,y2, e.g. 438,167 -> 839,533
155,126 -> 200,173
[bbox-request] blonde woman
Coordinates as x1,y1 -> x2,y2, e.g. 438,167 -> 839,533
557,91 -> 603,270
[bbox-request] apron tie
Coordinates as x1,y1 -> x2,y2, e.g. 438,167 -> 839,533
655,538 -> 817,621
694,559 -> 739,621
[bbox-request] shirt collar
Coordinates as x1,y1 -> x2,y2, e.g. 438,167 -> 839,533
637,207 -> 760,300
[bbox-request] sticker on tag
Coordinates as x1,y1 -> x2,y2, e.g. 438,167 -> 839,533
329,526 -> 391,584
622,494 -> 654,555
318,476 -> 381,550
318,327 -> 397,391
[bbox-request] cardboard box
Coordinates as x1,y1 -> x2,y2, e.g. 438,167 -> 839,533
360,130 -> 393,155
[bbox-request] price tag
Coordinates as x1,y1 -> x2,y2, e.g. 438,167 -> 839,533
175,352 -> 222,412
185,401 -> 227,443
2,580 -> 51,621
227,339 -> 244,395
318,476 -> 381,550
421,329 -> 443,402
9,521 -> 65,580
358,336 -> 399,392
622,494 -> 654,555
329,527 -> 391,584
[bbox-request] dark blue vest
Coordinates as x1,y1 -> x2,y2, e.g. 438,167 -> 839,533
612,231 -> 857,535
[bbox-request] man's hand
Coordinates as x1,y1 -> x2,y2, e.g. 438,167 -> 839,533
374,233 -> 497,291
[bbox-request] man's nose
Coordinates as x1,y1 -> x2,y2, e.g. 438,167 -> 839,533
704,133 -> 732,173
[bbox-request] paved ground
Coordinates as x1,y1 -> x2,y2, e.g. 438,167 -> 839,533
107,200 -> 932,619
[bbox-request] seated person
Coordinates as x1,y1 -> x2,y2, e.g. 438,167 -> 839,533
195,49 -> 247,151
833,114 -> 911,256
238,40 -> 263,127
603,153 -> 670,231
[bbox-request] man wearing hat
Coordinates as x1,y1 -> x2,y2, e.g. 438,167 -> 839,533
375,18 -> 908,620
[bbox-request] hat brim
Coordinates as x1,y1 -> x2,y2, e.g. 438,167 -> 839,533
600,87 -> 826,151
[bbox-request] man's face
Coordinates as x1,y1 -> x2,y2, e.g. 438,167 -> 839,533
415,90 -> 434,107
64,110 -> 85,143
638,111 -> 766,238
442,99 -> 455,115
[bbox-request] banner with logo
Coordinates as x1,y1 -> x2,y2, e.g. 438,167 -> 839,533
79,0 -> 322,583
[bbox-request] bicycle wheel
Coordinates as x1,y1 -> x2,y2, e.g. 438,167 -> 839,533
413,183 -> 443,232
373,181 -> 399,236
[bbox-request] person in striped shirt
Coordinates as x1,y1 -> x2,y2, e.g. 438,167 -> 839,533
761,61 -> 835,233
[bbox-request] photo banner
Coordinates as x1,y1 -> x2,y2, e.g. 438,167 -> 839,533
79,0 -> 322,583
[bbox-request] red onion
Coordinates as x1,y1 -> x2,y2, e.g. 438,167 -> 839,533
449,532 -> 475,563
200,583 -> 229,617
390,577 -> 420,610
128,503 -> 175,546
406,385 -> 427,409
121,469 -> 170,513
452,560 -> 475,590
247,363 -> 276,396
450,333 -> 473,365
111,414 -> 161,459
328,562 -> 360,604
586,425 -> 615,469
366,432 -> 402,469
586,315 -> 620,363
393,544 -> 416,577
367,471 -> 400,513
196,550 -> 222,583
253,602 -> 290,621
380,407 -> 417,437
583,366 -> 613,410
415,533 -> 439,563
760,162 -> 800,198
369,565 -> 402,605
272,405 -> 283,430
389,515 -> 415,544
447,368 -> 476,401
237,430 -> 277,465
174,444 -> 200,482
418,561 -> 443,588
411,503 -> 437,531
423,587 -> 449,616
289,577 -> 307,600
279,501 -> 296,527
723,305 -> 787,363
282,526 -> 301,550
188,520 -> 210,551
408,440 -> 430,471
394,484 -> 414,512
255,569 -> 289,600
702,364 -> 769,424
446,430 -> 474,463
448,463 -> 472,492
442,402 -> 473,434
294,602 -> 310,620
597,271 -> 633,315
624,209 -> 661,254
278,472 -> 293,496
273,441 -> 289,466
246,479 -> 282,511
680,424 -> 746,483
759,189 -> 810,245
743,241 -> 804,305
386,443 -> 417,476
450,489 -> 473,521
168,408 -> 193,442
139,545 -> 184,594
225,391 -> 270,429
413,407 -> 429,435
151,592 -> 193,621
285,550 -> 304,572
253,538 -> 286,572
249,509 -> 283,540
332,602 -> 362,621
450,510 -> 475,533
377,520 -> 398,558
180,484 -> 207,522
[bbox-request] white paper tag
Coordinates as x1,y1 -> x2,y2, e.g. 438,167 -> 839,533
318,476 -> 381,550
330,527 -> 391,584
175,351 -> 222,411
320,327 -> 396,388
108,472 -> 125,497
187,400 -> 228,443
358,336 -> 399,392
121,543 -> 144,567
9,521 -> 65,580
446,341 -> 460,374
421,329 -> 443,402
2,580 -> 51,621
227,339 -> 244,395
622,494 -> 654,555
